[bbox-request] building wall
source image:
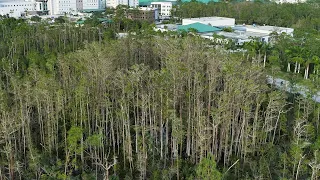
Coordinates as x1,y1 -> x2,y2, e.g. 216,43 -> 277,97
245,25 -> 294,36
127,8 -> 155,23
47,0 -> 82,15
83,0 -> 105,9
150,2 -> 172,19
0,1 -> 37,17
100,0 -> 106,9
106,0 -> 138,8
106,0 -> 116,8
0,0 -> 106,16
274,0 -> 306,3
35,1 -> 48,11
58,0 -> 77,14
245,27 -> 270,34
182,18 -> 235,27
47,0 -> 56,15
83,0 -> 98,9
76,0 -> 83,12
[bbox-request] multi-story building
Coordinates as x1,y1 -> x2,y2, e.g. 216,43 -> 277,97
150,2 -> 172,20
76,0 -> 83,12
47,0 -> 78,15
106,0 -> 139,9
0,0 -> 48,17
47,0 -> 106,15
127,7 -> 157,23
83,0 -> 105,10
55,0 -> 77,15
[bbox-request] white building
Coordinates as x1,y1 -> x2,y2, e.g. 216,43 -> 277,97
83,0 -> 105,10
150,2 -> 172,20
245,25 -> 294,36
59,0 -> 77,15
217,25 -> 294,45
47,0 -> 106,15
106,0 -> 138,8
47,0 -> 78,15
0,0 -> 48,18
273,0 -> 306,3
154,24 -> 177,32
47,0 -> 56,15
182,17 -> 236,27
76,0 -> 83,12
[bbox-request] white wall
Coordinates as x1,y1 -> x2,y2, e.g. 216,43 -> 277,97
83,0 -> 98,9
47,0 -> 78,15
83,0 -> 105,9
0,1 -> 36,17
151,2 -> 172,19
182,17 -> 235,27
246,25 -> 294,37
279,28 -> 294,36
48,0 -> 105,15
35,2 -> 47,11
47,0 -> 57,15
106,0 -> 138,8
245,27 -> 270,34
58,0 -> 77,14
274,0 -> 306,3
76,0 -> 83,12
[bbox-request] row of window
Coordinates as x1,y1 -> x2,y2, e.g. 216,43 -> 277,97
0,4 -> 33,8
59,8 -> 75,11
0,9 -> 26,11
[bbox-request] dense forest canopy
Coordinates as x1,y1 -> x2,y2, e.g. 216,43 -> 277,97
0,1 -> 320,179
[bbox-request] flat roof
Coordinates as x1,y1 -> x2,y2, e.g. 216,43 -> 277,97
156,24 -> 178,30
246,25 -> 293,31
139,0 -> 219,3
217,31 -> 269,40
81,9 -> 105,12
181,0 -> 219,2
138,7 -> 156,10
184,17 -> 235,21
151,1 -> 173,4
178,22 -> 221,33
139,0 -> 177,5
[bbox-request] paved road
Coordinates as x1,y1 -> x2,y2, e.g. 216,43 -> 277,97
266,75 -> 320,103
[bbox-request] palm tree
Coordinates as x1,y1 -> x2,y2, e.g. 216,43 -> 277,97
286,45 -> 304,74
303,48 -> 312,79
262,42 -> 272,67
311,55 -> 320,82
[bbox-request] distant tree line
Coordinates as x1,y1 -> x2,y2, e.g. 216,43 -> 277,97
173,1 -> 320,31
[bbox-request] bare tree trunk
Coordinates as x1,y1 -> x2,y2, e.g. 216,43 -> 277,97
263,52 -> 267,67
304,64 -> 309,79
